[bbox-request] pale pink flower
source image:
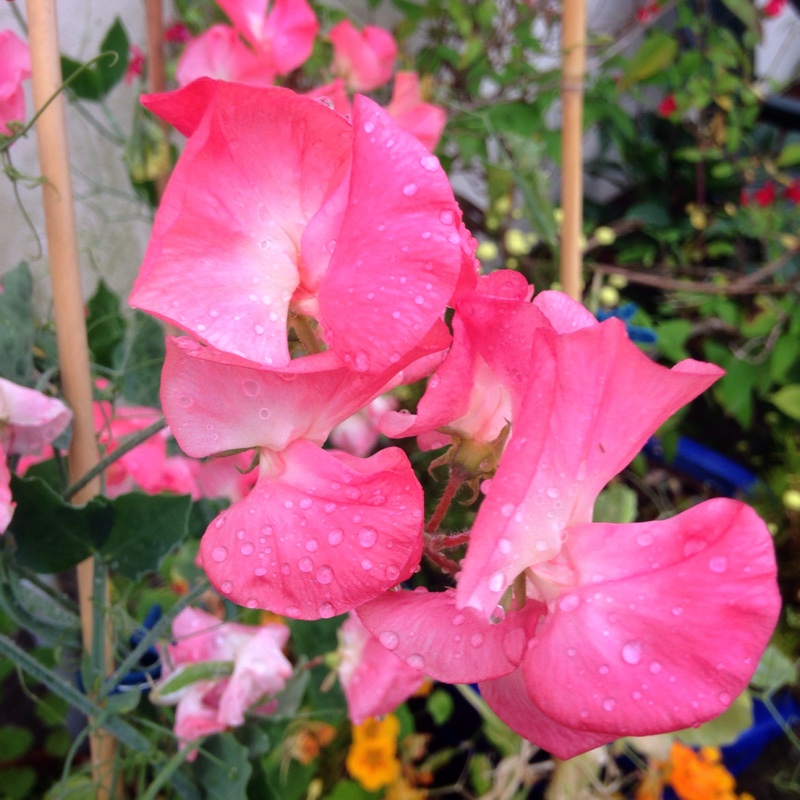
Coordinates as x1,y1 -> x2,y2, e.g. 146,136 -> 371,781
329,394 -> 398,457
0,444 -> 14,534
359,280 -> 780,759
154,607 -> 292,758
216,0 -> 318,74
338,613 -> 425,724
385,72 -> 446,152
0,29 -> 31,136
176,25 -> 275,87
329,20 -> 396,93
0,377 -> 71,456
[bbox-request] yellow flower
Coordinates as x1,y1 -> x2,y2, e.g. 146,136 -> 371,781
347,716 -> 402,792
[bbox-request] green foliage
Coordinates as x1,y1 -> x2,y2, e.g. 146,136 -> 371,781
61,19 -> 130,101
0,263 -> 35,385
114,311 -> 166,408
87,280 -> 127,370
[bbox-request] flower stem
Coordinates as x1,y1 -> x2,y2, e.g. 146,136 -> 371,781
425,471 -> 462,534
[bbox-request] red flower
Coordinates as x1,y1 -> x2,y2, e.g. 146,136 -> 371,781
125,44 -> 144,85
753,181 -> 776,207
636,1 -> 661,22
740,188 -> 750,207
657,94 -> 677,117
165,22 -> 191,44
763,0 -> 786,16
785,180 -> 800,204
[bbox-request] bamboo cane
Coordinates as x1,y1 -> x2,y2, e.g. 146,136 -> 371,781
559,0 -> 587,301
144,0 -> 169,200
25,2 -> 116,797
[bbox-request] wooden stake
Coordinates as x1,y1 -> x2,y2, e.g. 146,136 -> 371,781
26,1 -> 116,797
144,0 -> 170,200
559,0 -> 587,301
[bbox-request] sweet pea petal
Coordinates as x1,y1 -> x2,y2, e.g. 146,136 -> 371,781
357,588 -> 541,683
218,624 -> 292,725
524,500 -> 780,739
198,439 -> 424,619
480,670 -> 613,759
174,682 -> 227,758
339,614 -> 426,725
532,290 -> 597,333
329,21 -> 396,92
169,607 -> 254,666
161,325 -> 449,457
0,378 -> 72,455
130,84 -> 352,367
141,78 -> 219,137
457,320 -> 723,616
0,445 -> 14,534
259,0 -> 318,74
386,72 -> 447,152
318,96 -> 464,374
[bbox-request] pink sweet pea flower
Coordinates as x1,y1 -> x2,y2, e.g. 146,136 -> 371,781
329,394 -> 398,457
0,377 -> 72,455
0,29 -> 31,136
154,607 -> 292,757
338,612 -> 425,724
305,78 -> 352,117
0,444 -> 14,534
216,0 -> 318,74
131,80 -> 476,374
175,25 -> 275,87
385,72 -> 447,153
359,284 -> 780,759
329,20 -> 397,93
160,328 -> 450,619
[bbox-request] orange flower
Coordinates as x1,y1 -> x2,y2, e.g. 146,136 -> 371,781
668,742 -> 740,800
346,715 -> 402,791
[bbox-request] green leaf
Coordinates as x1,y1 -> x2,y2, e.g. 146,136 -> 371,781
44,729 -> 71,757
624,201 -> 670,228
8,475 -> 113,573
44,775 -> 96,800
151,661 -> 234,704
0,767 -> 36,800
718,0 -> 762,36
769,335 -> 798,384
427,688 -> 454,725
769,385 -> 800,421
115,312 -> 166,408
777,142 -> 800,167
620,32 -> 678,89
0,263 -> 35,384
715,357 -> 755,428
105,685 -> 143,715
86,280 -> 127,369
97,18 -> 129,93
60,55 -> 104,100
191,734 -> 252,800
656,319 -> 693,363
750,643 -> 798,691
0,726 -> 33,760
593,483 -> 637,524
677,690 -> 753,746
100,492 -> 191,579
324,781 -> 378,800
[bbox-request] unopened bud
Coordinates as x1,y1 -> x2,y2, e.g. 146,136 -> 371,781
595,226 -> 616,245
783,489 -> 800,511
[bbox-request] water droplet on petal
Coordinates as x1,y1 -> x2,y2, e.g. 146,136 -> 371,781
316,565 -> 333,584
358,527 -> 377,548
500,503 -> 515,517
240,543 -> 254,556
602,698 -> 616,712
319,602 -> 335,618
420,155 -> 439,172
637,532 -> 654,546
558,594 -> 580,612
386,565 -> 400,581
403,183 -> 418,196
299,498 -> 313,509
439,210 -> 454,225
546,487 -> 560,499
488,571 -> 506,593
649,661 -> 662,674
718,691 -> 732,705
243,380 -> 259,397
220,581 -> 233,593
598,664 -> 610,675
470,633 -> 484,648
306,538 -> 319,552
452,614 -> 465,626
622,640 -> 642,665
671,605 -> 683,616
407,653 -> 425,669
298,557 -> 313,573
211,546 -> 228,563
709,555 -> 728,573
259,408 -> 271,419
363,120 -> 375,133
328,528 -> 344,546
497,538 -> 512,554
353,351 -> 370,372
683,537 -> 707,556
361,558 -> 373,570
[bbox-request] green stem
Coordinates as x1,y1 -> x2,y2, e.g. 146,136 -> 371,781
62,417 -> 167,501
289,313 -> 322,355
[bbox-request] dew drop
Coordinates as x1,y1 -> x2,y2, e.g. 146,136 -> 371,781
178,395 -> 193,408
358,527 -> 377,548
636,532 -> 654,547
220,581 -> 233,593
363,120 -> 375,133
488,571 -> 506,593
324,502 -> 336,513
298,557 -> 313,573
420,155 -> 439,171
439,210 -> 455,225
558,594 -> 580,612
379,631 -> 400,650
602,698 -> 616,712
470,633 -> 484,648
500,503 -> 515,517
403,183 -> 418,196
621,640 -> 642,665
242,379 -> 259,397
671,605 -> 684,616
546,486 -> 560,499
598,664 -> 610,675
683,537 -> 706,556
254,567 -> 267,576
718,691 -> 732,705
328,528 -> 344,546
285,605 -> 301,617
316,565 -> 333,584
353,351 -> 370,372
386,565 -> 400,581
452,614 -> 465,626
259,407 -> 271,419
361,558 -> 373,570
319,602 -> 335,618
407,653 -> 425,669
240,543 -> 254,556
299,498 -> 313,509
211,546 -> 228,563
497,538 -> 512,554
649,660 -> 662,674
306,538 -> 319,552
709,555 -> 728,573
